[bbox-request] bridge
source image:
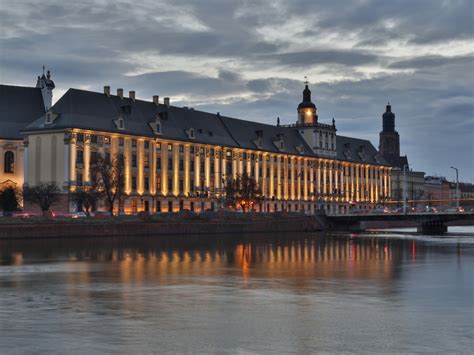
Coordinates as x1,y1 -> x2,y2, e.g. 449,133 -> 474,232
325,212 -> 474,234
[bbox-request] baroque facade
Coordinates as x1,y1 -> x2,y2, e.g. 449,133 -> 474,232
0,72 -> 51,190
22,83 -> 392,214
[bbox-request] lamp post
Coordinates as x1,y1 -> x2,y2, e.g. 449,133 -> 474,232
450,166 -> 459,208
403,164 -> 408,215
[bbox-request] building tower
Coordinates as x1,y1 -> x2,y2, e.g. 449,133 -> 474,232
379,103 -> 402,167
36,68 -> 55,111
297,81 -> 318,125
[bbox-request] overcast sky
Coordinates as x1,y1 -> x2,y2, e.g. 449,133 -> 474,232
1,0 -> 473,181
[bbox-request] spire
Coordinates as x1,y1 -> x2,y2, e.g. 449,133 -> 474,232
386,101 -> 391,112
302,76 -> 311,102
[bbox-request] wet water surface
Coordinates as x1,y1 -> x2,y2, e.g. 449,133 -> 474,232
0,228 -> 473,353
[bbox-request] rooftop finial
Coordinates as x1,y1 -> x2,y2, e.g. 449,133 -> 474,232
277,116 -> 280,126
42,65 -> 45,75
304,76 -> 309,86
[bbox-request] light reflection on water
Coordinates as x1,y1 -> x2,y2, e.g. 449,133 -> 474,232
0,229 -> 473,354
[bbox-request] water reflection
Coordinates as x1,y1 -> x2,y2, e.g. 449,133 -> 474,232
0,234 -> 466,290
0,232 -> 472,354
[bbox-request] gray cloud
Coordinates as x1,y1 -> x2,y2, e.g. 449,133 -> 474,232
0,0 -> 472,180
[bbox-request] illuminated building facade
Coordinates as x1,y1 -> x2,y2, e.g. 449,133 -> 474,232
0,72 -> 52,190
22,84 -> 391,214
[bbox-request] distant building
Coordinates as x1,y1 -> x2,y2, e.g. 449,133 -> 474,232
0,71 -> 52,190
423,176 -> 451,210
21,83 -> 391,214
391,170 -> 425,208
459,183 -> 474,210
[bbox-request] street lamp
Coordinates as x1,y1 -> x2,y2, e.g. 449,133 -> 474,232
450,166 -> 459,208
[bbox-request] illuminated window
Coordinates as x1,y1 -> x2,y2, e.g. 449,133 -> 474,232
168,144 -> 173,151
104,136 -> 111,144
144,154 -> 150,168
3,151 -> 14,173
156,143 -> 161,151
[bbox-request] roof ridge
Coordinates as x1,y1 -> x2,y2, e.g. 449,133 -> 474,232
218,114 -> 241,147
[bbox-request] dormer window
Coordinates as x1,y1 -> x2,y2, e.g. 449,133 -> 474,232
44,110 -> 58,125
149,117 -> 162,135
45,112 -> 53,124
114,116 -> 125,130
186,128 -> 195,139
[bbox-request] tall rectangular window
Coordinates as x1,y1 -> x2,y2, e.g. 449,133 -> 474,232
144,154 -> 150,168
132,153 -> 137,168
76,150 -> 84,164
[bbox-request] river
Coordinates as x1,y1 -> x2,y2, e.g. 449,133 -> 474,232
0,227 -> 473,354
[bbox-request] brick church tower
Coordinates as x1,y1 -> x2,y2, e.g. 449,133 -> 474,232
379,103 -> 407,169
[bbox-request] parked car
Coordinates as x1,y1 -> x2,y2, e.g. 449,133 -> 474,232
445,207 -> 465,213
425,206 -> 438,213
71,212 -> 88,218
372,207 -> 390,214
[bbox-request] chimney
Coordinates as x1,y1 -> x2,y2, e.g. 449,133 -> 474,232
104,86 -> 110,97
129,90 -> 135,101
164,97 -> 170,107
153,95 -> 159,105
117,88 -> 123,99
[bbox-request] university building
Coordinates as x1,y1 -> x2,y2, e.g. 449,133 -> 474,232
0,72 -> 53,190
19,75 -> 391,214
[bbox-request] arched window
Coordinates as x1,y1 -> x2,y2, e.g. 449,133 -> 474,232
4,151 -> 14,173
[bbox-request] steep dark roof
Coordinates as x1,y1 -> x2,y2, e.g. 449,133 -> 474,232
24,88 -> 315,156
24,88 -> 389,165
388,155 -> 409,170
336,135 -> 389,166
0,84 -> 45,139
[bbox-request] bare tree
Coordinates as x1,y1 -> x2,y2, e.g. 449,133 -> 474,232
225,173 -> 261,212
70,184 -> 103,216
91,153 -> 125,214
23,182 -> 61,212
0,186 -> 20,212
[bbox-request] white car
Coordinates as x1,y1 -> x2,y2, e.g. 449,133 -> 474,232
71,212 -> 88,218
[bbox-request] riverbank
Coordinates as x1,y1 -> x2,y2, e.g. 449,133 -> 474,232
0,212 -> 324,239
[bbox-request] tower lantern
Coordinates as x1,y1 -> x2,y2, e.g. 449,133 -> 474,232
297,79 -> 317,125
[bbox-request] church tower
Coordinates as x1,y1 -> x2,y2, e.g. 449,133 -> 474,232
297,82 -> 318,125
379,103 -> 401,166
294,82 -> 337,158
36,68 -> 55,111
